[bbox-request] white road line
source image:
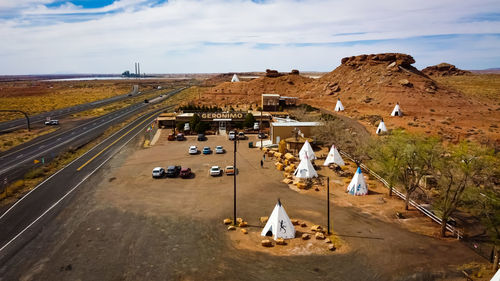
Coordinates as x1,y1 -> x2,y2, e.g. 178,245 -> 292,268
16,155 -> 23,159
0,110 -> 161,221
0,113 -> 156,254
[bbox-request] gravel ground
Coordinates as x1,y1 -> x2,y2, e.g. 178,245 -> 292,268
0,132 -> 484,281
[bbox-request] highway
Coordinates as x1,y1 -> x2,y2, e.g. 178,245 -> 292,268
0,87 -> 185,195
0,105 -> 174,265
0,84 -> 149,133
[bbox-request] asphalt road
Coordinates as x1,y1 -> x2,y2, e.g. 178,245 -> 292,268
0,84 -> 145,133
0,105 -> 175,265
0,87 -> 185,196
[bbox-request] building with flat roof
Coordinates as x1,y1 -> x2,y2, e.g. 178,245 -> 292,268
270,119 -> 322,144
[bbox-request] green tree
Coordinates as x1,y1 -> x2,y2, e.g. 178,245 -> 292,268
189,114 -> 201,132
122,70 -> 130,77
369,130 -> 441,210
176,122 -> 184,132
243,113 -> 256,128
433,141 -> 492,237
194,122 -> 210,134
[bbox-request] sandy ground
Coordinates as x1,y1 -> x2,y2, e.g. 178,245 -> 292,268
0,131 -> 487,281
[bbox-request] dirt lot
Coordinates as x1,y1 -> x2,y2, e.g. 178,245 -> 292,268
0,132 -> 487,281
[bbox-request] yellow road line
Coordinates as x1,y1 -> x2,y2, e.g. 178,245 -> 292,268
76,115 -> 154,171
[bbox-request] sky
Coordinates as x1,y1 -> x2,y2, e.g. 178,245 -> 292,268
0,0 -> 499,74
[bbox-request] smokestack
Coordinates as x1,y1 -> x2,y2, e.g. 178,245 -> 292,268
134,63 -> 137,76
138,63 -> 141,78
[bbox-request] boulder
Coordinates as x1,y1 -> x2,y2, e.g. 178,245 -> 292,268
290,69 -> 300,75
227,225 -> 236,231
236,217 -> 243,224
310,225 -> 323,232
238,221 -> 248,227
291,219 -> 299,225
325,238 -> 332,244
223,218 -> 232,225
328,244 -> 336,251
296,182 -> 306,189
300,223 -> 307,227
276,238 -> 287,245
241,229 -> 248,234
261,239 -> 274,247
260,216 -> 269,224
302,234 -> 311,240
399,79 -> 413,87
315,232 -> 326,240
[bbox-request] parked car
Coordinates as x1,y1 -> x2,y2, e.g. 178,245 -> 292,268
215,146 -> 225,154
202,147 -> 212,154
210,166 -> 222,176
44,119 -> 59,125
225,166 -> 236,175
166,165 -> 181,177
179,167 -> 192,178
197,133 -> 206,141
176,133 -> 185,141
188,145 -> 199,155
228,131 -> 236,140
238,132 -> 246,140
258,132 -> 267,139
152,167 -> 165,178
253,122 -> 259,130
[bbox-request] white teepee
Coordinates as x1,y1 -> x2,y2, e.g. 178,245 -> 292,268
294,156 -> 318,178
334,98 -> 344,111
376,119 -> 388,134
323,145 -> 345,166
391,103 -> 403,116
299,140 -> 316,161
261,199 -> 296,240
231,74 -> 240,82
346,167 -> 368,195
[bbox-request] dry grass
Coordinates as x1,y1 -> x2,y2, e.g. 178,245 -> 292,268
0,86 -> 197,205
0,127 -> 58,152
0,82 -> 135,122
433,74 -> 500,103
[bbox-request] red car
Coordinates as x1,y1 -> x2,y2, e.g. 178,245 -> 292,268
180,167 -> 192,178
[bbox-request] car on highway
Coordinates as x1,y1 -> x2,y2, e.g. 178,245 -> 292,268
188,145 -> 199,155
202,147 -> 212,155
44,119 -> 59,125
238,132 -> 246,140
215,146 -> 225,154
152,167 -> 165,178
179,167 -> 192,178
197,133 -> 206,141
225,166 -> 236,175
210,166 -> 222,176
166,165 -> 181,177
258,132 -> 267,139
176,133 -> 185,141
228,131 -> 236,140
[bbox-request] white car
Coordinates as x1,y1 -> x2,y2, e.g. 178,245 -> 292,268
152,167 -> 165,178
210,166 -> 222,176
44,119 -> 59,125
215,146 -> 224,154
228,131 -> 236,140
188,146 -> 199,155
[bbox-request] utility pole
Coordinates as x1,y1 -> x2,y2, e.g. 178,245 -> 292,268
260,108 -> 263,148
327,177 -> 331,234
233,138 -> 237,224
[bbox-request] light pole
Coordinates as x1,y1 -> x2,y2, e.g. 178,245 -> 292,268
233,138 -> 237,224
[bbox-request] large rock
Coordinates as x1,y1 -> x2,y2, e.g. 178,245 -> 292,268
341,53 -> 415,67
241,229 -> 248,234
227,225 -> 236,231
328,244 -> 336,251
399,79 -> 413,87
265,69 -> 282,78
310,225 -> 323,232
302,234 -> 311,240
223,218 -> 232,225
276,238 -> 287,245
421,63 -> 471,77
291,219 -> 299,225
315,232 -> 326,240
261,239 -> 274,247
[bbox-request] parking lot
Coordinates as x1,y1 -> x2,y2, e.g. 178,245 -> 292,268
0,131 -> 484,281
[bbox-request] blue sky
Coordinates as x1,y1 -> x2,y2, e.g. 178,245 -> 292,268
0,0 -> 499,74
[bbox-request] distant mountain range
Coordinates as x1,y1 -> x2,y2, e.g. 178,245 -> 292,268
469,68 -> 500,74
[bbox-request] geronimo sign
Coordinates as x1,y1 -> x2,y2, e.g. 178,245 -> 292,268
199,112 -> 246,121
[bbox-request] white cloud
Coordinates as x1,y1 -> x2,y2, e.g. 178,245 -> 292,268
0,0 -> 499,74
